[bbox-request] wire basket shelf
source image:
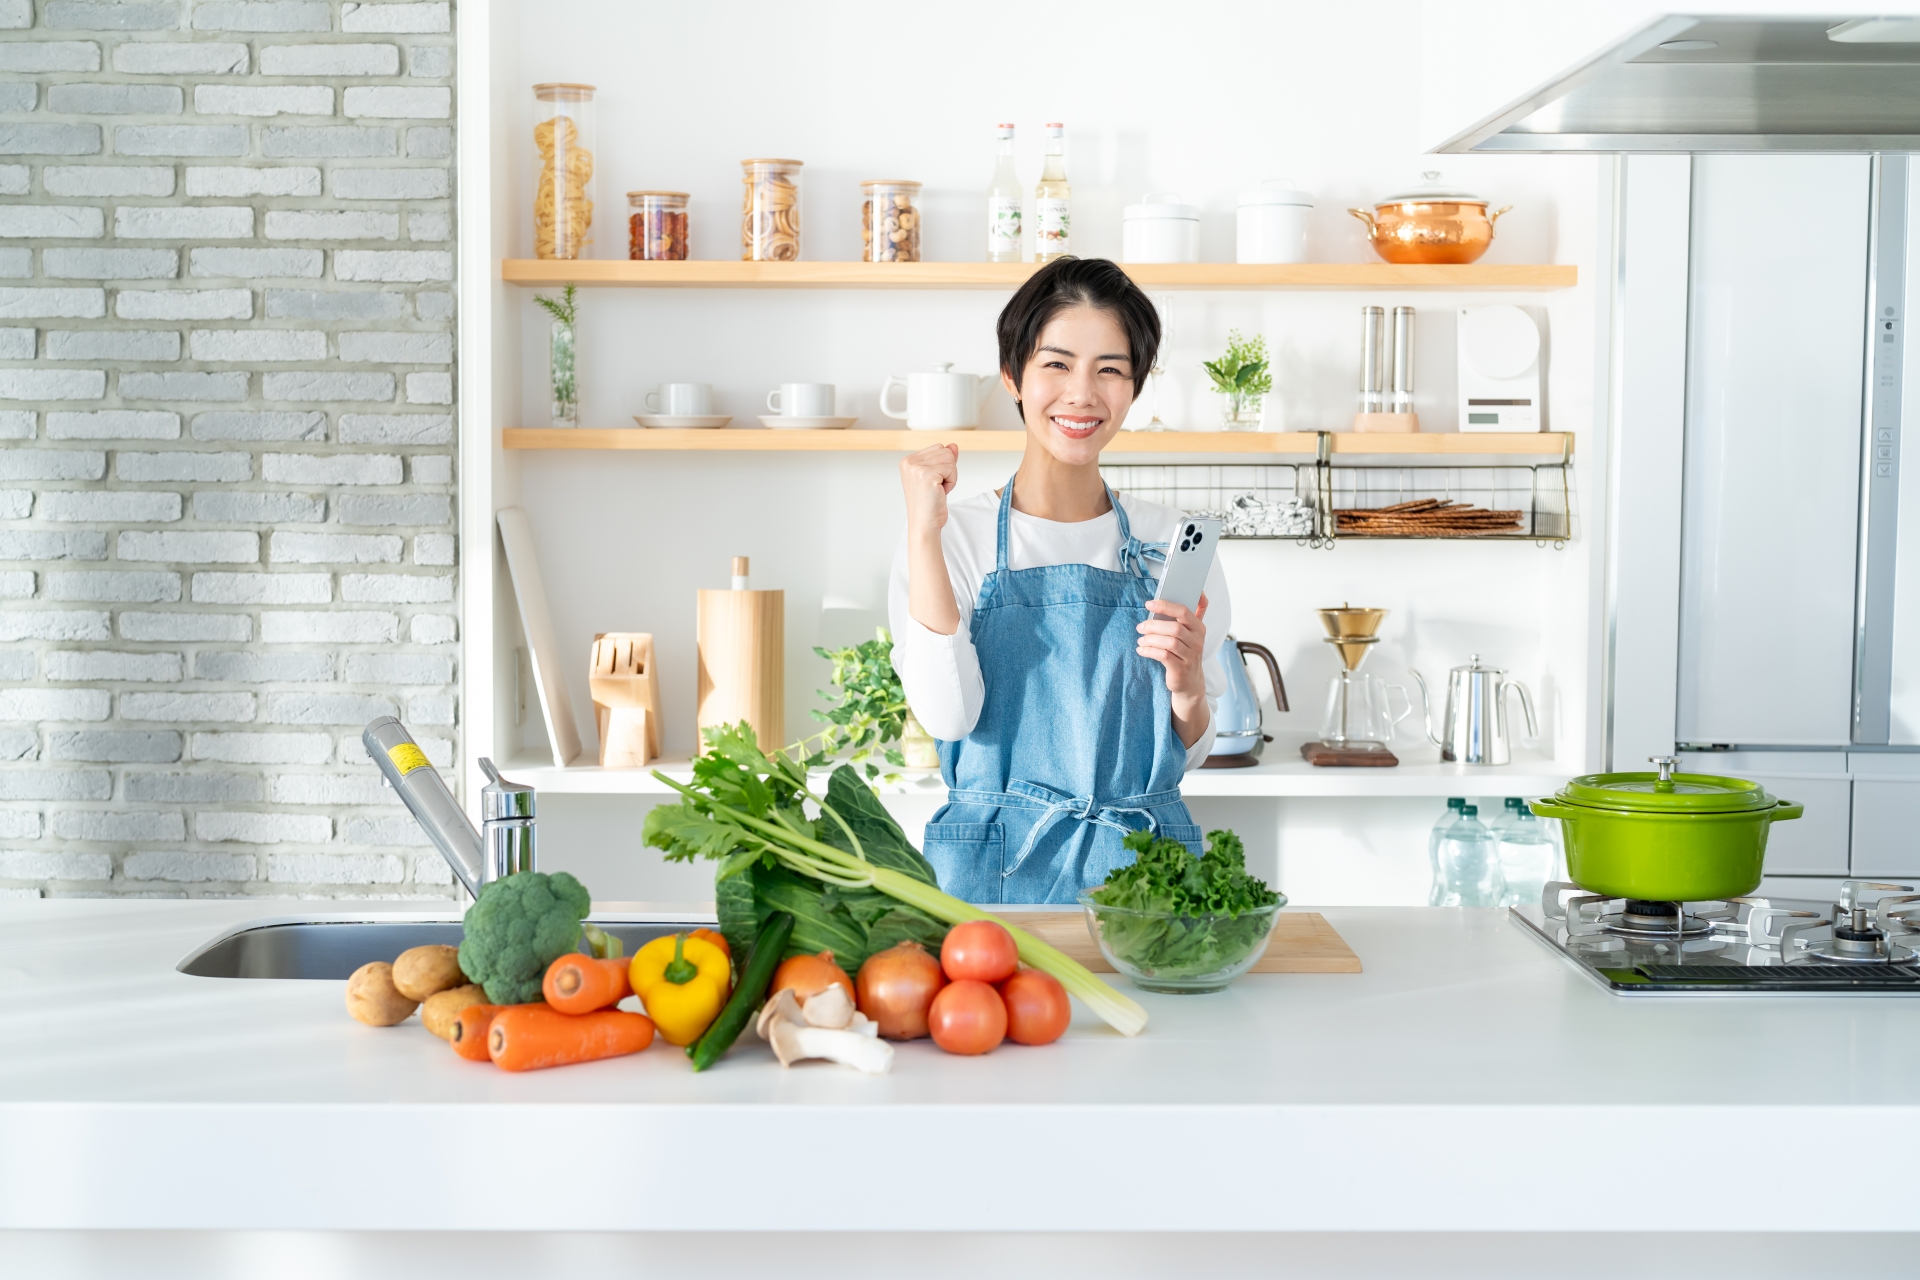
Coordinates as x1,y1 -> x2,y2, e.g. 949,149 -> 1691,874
1104,457 -> 1574,547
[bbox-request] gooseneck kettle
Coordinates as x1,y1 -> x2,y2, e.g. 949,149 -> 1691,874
1409,654 -> 1537,765
1207,637 -> 1288,767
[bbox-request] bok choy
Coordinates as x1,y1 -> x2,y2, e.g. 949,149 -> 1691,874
644,724 -> 1149,1037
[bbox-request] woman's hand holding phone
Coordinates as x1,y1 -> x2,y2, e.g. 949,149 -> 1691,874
901,443 -> 962,635
1138,593 -> 1210,748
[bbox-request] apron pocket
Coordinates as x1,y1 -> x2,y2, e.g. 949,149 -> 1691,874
1155,823 -> 1204,854
922,823 -> 1005,902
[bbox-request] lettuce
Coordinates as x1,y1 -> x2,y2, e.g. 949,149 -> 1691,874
1087,828 -> 1280,978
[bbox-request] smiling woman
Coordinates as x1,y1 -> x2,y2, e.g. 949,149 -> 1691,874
887,257 -> 1235,906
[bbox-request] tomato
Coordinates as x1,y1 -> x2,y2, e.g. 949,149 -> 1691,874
941,920 -> 1018,984
998,968 -> 1070,1045
927,979 -> 1007,1055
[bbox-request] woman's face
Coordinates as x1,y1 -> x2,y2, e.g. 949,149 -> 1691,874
1002,304 -> 1136,467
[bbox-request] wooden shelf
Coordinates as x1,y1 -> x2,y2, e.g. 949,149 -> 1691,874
503,428 -> 1574,457
501,260 -> 1578,291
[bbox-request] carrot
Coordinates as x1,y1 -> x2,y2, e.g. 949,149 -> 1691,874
449,1003 -> 505,1060
542,954 -> 632,1015
488,1006 -> 655,1072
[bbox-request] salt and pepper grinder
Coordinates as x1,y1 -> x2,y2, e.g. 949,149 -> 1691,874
1353,304 -> 1419,432
1358,306 -> 1386,414
697,555 -> 785,753
1390,305 -> 1415,414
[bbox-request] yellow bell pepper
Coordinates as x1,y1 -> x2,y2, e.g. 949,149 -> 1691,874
630,932 -> 731,1046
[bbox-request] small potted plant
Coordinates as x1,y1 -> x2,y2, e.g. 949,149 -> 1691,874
535,284 -> 578,428
1202,329 -> 1272,430
799,628 -> 938,780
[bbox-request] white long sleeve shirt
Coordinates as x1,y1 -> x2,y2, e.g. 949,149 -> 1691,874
888,490 -> 1231,772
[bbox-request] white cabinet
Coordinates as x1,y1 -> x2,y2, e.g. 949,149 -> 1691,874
1749,774 -> 1853,876
1848,754 -> 1920,877
1675,155 -> 1870,746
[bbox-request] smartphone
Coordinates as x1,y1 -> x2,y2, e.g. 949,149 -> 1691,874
1153,517 -> 1220,612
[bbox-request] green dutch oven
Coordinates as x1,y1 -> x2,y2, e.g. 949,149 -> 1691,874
1529,756 -> 1804,901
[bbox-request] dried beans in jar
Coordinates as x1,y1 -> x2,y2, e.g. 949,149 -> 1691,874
861,180 -> 921,263
628,191 -> 689,261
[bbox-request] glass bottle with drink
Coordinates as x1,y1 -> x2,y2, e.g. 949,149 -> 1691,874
1490,797 -> 1559,909
1436,804 -> 1505,908
1034,122 -> 1070,262
987,123 -> 1022,263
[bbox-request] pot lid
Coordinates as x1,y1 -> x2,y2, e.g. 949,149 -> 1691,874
1238,179 -> 1314,207
1555,758 -> 1777,814
1378,171 -> 1488,206
1123,192 -> 1198,221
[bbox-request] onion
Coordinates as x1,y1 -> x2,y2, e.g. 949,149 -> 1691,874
855,941 -> 948,1040
770,950 -> 853,1004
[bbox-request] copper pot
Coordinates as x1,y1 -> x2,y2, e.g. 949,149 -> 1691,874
1349,173 -> 1511,265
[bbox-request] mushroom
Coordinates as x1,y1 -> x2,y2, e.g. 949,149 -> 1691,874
754,983 -> 893,1073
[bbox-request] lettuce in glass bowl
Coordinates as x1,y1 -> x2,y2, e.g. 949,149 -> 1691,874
1080,827 -> 1284,993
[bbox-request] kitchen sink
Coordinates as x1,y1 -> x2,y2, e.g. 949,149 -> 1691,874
177,915 -> 712,980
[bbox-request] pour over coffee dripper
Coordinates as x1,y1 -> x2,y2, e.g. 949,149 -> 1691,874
1304,604 -> 1411,765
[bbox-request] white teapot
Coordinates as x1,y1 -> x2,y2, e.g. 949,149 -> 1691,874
880,363 -> 994,430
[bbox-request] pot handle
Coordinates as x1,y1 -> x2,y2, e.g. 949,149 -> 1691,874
1347,208 -> 1377,236
1487,204 -> 1513,230
1234,640 -> 1288,714
879,375 -> 909,421
1528,798 -> 1580,821
1769,801 -> 1805,823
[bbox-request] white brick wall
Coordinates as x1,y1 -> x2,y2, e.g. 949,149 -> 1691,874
0,0 -> 457,900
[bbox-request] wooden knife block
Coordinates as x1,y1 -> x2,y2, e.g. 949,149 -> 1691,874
590,632 -> 662,768
697,587 -> 783,753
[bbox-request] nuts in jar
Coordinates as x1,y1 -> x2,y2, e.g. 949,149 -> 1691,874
533,83 -> 595,260
628,191 -> 689,261
861,180 -> 921,263
741,158 -> 801,261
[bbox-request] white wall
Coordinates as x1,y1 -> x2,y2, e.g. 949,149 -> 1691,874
493,0 -> 1606,905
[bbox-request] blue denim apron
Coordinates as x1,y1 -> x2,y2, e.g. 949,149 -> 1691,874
923,480 -> 1202,904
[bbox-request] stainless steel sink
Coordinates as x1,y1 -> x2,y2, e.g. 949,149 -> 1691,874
178,915 -> 713,980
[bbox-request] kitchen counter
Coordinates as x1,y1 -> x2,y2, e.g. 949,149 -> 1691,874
6,898 -> 1919,1238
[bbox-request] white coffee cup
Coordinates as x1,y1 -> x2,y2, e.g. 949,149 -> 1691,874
766,382 -> 835,417
645,382 -> 713,416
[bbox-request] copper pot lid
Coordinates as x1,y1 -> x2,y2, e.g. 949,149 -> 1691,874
1376,171 -> 1488,207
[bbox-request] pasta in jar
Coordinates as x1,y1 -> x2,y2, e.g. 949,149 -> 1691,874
533,84 -> 595,260
741,159 -> 801,261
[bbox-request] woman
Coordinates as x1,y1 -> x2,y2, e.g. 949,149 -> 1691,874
887,257 -> 1231,904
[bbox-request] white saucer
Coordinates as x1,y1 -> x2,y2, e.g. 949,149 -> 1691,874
757,415 -> 856,430
634,414 -> 732,429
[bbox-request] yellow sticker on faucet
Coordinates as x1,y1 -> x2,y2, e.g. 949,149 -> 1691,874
386,743 -> 430,776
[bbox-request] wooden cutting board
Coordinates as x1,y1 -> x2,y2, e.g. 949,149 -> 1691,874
1010,911 -> 1362,974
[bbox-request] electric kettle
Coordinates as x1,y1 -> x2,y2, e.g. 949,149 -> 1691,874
1409,654 -> 1537,765
1206,637 -> 1287,767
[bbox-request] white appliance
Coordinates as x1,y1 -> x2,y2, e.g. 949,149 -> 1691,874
1456,305 -> 1541,432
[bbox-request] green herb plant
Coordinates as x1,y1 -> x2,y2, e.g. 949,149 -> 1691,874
534,283 -> 579,426
1087,828 -> 1281,980
1202,329 -> 1272,424
645,722 -> 1149,1035
793,627 -> 908,781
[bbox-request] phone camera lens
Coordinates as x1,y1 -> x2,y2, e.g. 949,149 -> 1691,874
1191,530 -> 1204,546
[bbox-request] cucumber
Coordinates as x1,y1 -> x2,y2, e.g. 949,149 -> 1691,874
687,910 -> 794,1072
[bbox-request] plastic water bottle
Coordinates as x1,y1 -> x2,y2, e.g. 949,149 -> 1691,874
1427,797 -> 1466,906
1436,804 -> 1505,907
1491,797 -> 1558,910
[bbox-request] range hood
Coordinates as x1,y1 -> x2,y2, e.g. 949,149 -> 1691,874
1436,14 -> 1920,152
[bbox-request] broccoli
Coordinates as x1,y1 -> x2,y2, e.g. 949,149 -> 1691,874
457,870 -> 592,1004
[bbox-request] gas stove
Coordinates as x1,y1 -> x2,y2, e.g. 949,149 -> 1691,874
1511,880 -> 1920,995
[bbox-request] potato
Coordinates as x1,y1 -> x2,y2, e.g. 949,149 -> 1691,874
421,983 -> 489,1041
346,961 -> 419,1027
392,944 -> 467,1002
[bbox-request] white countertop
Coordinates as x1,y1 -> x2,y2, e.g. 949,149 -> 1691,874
5,897 -> 1918,1234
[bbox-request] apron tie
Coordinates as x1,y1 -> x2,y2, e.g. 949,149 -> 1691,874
949,780 -> 1183,878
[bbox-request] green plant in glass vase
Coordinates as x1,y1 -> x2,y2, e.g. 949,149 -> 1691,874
535,284 -> 578,427
1202,329 -> 1272,430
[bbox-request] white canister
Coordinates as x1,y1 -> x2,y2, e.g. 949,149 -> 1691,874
1121,193 -> 1199,264
1236,181 -> 1313,264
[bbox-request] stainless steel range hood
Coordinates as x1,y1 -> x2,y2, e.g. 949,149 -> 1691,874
1435,14 -> 1920,153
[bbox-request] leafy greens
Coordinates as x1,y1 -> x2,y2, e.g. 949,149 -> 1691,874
1087,828 -> 1281,979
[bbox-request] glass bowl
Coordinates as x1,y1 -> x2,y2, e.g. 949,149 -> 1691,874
1077,892 -> 1286,993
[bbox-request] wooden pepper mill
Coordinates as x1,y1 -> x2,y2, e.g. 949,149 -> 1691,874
697,556 -> 783,753
589,632 -> 662,768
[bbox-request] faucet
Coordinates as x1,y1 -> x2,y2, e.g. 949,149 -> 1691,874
362,717 -> 535,897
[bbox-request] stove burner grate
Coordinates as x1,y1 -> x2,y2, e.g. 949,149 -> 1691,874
1604,899 -> 1715,939
1631,963 -> 1920,986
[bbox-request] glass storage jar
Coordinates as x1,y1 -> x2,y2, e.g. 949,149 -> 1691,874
861,179 -> 921,263
628,191 -> 689,261
741,158 -> 801,261
532,83 -> 596,260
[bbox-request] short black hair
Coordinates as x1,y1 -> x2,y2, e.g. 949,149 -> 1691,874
996,256 -> 1160,405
